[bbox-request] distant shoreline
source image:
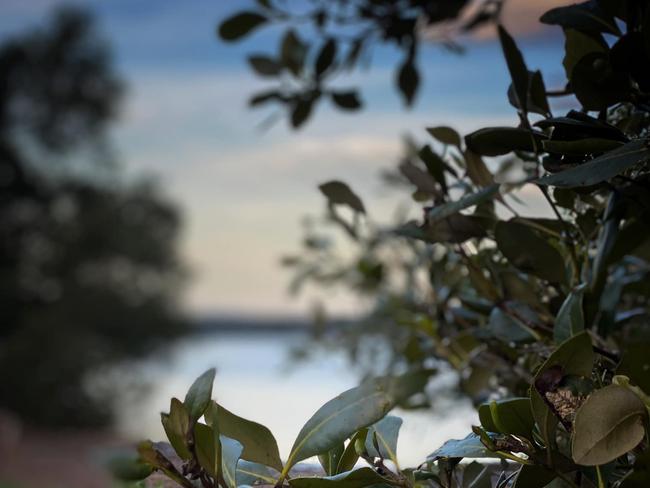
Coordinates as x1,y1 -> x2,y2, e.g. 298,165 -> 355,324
191,316 -> 354,334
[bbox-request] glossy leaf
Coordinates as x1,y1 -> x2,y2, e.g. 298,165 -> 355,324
365,415 -> 402,466
336,429 -> 366,474
236,460 -> 276,486
465,127 -> 545,156
220,435 -> 244,488
282,371 -> 430,475
427,433 -> 500,460
572,385 -> 647,465
488,398 -> 535,438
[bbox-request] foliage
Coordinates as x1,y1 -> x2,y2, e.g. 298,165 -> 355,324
128,0 -> 650,486
0,8 -> 188,426
217,0 -> 503,127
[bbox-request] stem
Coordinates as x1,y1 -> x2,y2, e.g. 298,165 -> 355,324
596,465 -> 605,488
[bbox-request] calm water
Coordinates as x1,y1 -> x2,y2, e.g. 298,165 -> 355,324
113,329 -> 476,466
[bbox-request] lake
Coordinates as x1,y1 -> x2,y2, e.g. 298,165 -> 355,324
112,327 -> 477,467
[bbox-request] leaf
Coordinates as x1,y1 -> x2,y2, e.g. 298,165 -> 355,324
315,39 -> 337,77
513,465 -> 557,488
319,444 -> 344,476
397,58 -> 419,106
553,284 -> 586,343
498,25 -> 529,114
562,29 -> 607,80
365,416 -> 402,466
318,180 -> 365,214
465,127 -> 545,156
427,126 -> 461,147
291,97 -> 316,129
218,12 -> 268,41
161,398 -> 192,460
237,460 -> 276,486
399,160 -> 441,197
488,307 -> 537,343
418,145 -> 449,193
487,398 -> 535,439
331,91 -> 362,110
572,385 -> 647,465
184,368 -> 216,424
542,138 -> 624,155
465,150 -> 494,188
618,343 -> 650,394
336,429 -> 366,474
107,453 -> 154,481
194,423 -> 219,478
508,70 -> 550,116
282,371 -> 430,476
427,433 -> 501,460
289,467 -> 396,488
427,184 -> 500,223
248,55 -> 282,76
137,441 -> 193,488
540,1 -> 621,35
495,219 -> 566,283
212,401 -> 283,471
220,435 -> 244,488
537,139 -> 650,188
281,30 -> 307,76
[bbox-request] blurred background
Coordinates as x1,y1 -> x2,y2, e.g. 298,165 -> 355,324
0,1 -> 570,486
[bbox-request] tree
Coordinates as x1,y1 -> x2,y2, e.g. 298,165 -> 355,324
127,0 -> 650,486
0,8 -> 188,427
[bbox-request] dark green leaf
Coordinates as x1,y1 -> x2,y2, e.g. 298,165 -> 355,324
107,453 -> 154,481
542,138 -> 624,155
237,460 -> 276,486
427,433 -> 501,460
316,39 -> 337,77
426,126 -> 462,147
572,385 -> 647,465
289,467 -> 396,488
291,97 -> 316,128
397,59 -> 419,106
248,55 -> 282,76
318,180 -> 365,214
498,25 -> 529,114
427,184 -> 500,222
536,139 -> 650,188
553,284 -> 586,343
540,1 -> 621,35
281,30 -> 307,76
495,219 -> 566,283
364,416 -> 402,465
211,401 -> 283,471
336,429 -> 366,474
562,28 -> 607,80
161,398 -> 192,460
488,398 -> 535,438
513,465 -> 556,488
465,127 -> 546,156
219,12 -> 268,41
194,423 -> 219,478
331,91 -> 361,110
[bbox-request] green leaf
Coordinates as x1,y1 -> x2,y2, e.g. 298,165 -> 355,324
426,126 -> 461,147
488,306 -> 538,343
248,55 -> 282,76
542,138 -> 624,156
427,433 -> 501,460
508,70 -> 550,116
319,444 -> 344,476
572,385 -> 648,465
562,29 -> 607,80
289,467 -> 396,488
137,441 -> 193,488
331,91 -> 362,110
211,401 -> 283,471
465,127 -> 545,156
399,160 -> 441,197
220,435 -> 244,488
537,139 -> 650,188
498,25 -> 529,114
184,368 -> 216,424
540,1 -> 621,35
318,180 -> 365,214
238,462 -> 276,486
336,429 -> 366,474
237,460 -> 276,486
194,422 -> 219,478
427,184 -> 500,223
291,97 -> 316,129
365,415 -> 402,466
553,284 -> 586,343
315,39 -> 337,77
418,145 -> 449,193
487,398 -> 535,439
397,58 -> 419,106
465,150 -> 494,188
281,29 -> 308,76
218,12 -> 268,41
161,398 -> 192,460
282,371 -> 430,476
495,219 -> 566,283
106,453 -> 154,481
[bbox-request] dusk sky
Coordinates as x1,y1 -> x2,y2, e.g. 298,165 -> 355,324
0,0 -> 572,317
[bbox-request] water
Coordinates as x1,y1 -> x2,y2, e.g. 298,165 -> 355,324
113,329 -> 477,467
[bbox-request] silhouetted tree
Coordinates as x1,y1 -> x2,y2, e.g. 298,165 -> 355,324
0,8 -> 188,427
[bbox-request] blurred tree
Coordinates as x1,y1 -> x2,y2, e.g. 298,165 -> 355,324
0,8 -> 188,427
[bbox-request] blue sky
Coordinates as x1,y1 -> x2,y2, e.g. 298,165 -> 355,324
0,0 -> 572,317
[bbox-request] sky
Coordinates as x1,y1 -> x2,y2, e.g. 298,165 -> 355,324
0,0 -> 573,318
